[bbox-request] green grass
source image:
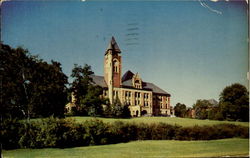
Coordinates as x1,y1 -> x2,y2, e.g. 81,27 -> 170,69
3,138 -> 249,158
67,116 -> 249,127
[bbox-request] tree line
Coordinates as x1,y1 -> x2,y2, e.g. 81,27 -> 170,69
0,43 -> 130,120
174,83 -> 249,122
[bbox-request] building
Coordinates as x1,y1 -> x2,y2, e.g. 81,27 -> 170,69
90,36 -> 173,117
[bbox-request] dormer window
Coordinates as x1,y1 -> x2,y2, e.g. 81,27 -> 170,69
132,73 -> 142,89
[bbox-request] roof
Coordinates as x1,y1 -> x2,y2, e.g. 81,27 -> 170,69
90,75 -> 107,88
143,82 -> 170,95
106,36 -> 121,53
90,72 -> 170,95
122,79 -> 169,95
122,70 -> 134,82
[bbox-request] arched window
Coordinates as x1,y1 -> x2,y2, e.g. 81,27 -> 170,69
113,59 -> 119,73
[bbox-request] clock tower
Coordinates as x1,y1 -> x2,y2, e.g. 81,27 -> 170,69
104,37 -> 122,104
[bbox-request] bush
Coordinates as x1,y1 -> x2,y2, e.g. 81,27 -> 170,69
83,119 -> 109,145
175,124 -> 249,140
1,118 -> 23,149
1,118 -> 249,149
103,100 -> 131,118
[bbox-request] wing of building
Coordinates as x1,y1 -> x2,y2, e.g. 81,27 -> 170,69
89,36 -> 173,117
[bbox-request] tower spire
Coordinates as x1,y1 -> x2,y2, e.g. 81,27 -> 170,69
106,36 -> 121,54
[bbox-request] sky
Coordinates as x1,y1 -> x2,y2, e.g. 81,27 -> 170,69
2,0 -> 248,107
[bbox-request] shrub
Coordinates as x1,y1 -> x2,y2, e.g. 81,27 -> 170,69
1,118 -> 22,149
82,119 -> 109,145
1,118 -> 249,149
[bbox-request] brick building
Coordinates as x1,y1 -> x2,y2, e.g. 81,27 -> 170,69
90,37 -> 173,117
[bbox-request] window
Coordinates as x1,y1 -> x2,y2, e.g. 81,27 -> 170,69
128,100 -> 131,105
113,59 -> 119,73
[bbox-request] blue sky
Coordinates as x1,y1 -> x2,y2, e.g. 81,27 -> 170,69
2,0 -> 248,106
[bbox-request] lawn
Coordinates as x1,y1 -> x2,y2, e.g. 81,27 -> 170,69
3,138 -> 249,158
67,116 -> 249,127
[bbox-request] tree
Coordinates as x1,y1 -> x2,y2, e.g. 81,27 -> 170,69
174,103 -> 187,117
70,64 -> 104,116
193,100 -> 212,120
0,44 -> 28,119
0,43 -> 68,119
27,60 -> 68,118
219,83 -> 249,121
103,98 -> 131,118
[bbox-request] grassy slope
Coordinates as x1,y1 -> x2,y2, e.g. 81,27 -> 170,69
68,116 -> 249,127
3,138 -> 249,158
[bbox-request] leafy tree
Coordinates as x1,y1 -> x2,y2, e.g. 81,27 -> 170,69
103,98 -> 131,118
193,100 -> 212,119
70,64 -> 104,116
219,83 -> 249,121
27,60 -> 68,117
174,103 -> 187,117
0,43 -> 68,119
1,44 -> 28,119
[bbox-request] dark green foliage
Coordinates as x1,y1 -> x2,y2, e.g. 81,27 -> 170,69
18,117 -> 87,148
175,124 -> 248,140
83,119 -> 109,145
192,83 -> 249,121
2,118 -> 248,149
70,64 -> 105,116
106,121 -> 135,143
193,99 -> 213,120
28,60 -> 68,118
174,103 -> 187,117
0,118 -> 22,149
218,83 -> 249,121
0,45 -> 30,119
0,43 -> 68,119
103,99 -> 131,118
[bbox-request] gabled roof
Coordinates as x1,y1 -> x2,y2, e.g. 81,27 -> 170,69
121,70 -> 170,95
122,70 -> 134,82
91,72 -> 170,95
90,75 -> 107,88
122,79 -> 169,95
106,36 -> 121,53
143,82 -> 170,95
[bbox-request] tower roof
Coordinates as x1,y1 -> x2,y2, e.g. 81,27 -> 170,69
106,36 -> 121,53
